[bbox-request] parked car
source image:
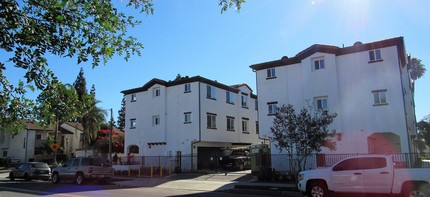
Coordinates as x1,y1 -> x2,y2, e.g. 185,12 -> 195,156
9,162 -> 51,181
219,148 -> 251,170
51,157 -> 113,185
298,155 -> 430,197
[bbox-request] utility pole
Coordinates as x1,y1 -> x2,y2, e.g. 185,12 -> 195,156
109,108 -> 113,164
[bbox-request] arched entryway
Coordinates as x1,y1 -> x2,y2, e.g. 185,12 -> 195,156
128,145 -> 139,154
367,132 -> 401,153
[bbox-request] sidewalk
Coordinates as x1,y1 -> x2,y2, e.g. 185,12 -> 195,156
111,172 -> 303,196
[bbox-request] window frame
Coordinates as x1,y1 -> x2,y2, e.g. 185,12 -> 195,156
226,91 -> 235,104
226,116 -> 235,131
206,85 -> 216,100
314,96 -> 328,110
369,49 -> 383,62
372,89 -> 388,106
184,83 -> 191,93
152,115 -> 160,126
266,68 -> 276,79
242,118 -> 249,134
131,94 -> 137,102
241,93 -> 248,108
130,118 -> 136,129
207,113 -> 217,129
184,112 -> 191,124
313,57 -> 325,71
153,87 -> 161,97
268,102 -> 278,115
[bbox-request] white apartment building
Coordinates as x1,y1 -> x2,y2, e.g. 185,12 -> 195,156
121,76 -> 262,170
250,37 -> 417,157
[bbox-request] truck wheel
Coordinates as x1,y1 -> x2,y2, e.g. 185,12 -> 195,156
75,173 -> 84,185
51,173 -> 60,184
402,184 -> 430,197
308,181 -> 328,197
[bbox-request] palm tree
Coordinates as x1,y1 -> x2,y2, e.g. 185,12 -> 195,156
80,99 -> 107,146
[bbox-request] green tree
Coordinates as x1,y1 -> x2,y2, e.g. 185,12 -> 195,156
35,81 -> 79,163
80,98 -> 106,146
117,95 -> 126,131
0,0 -> 244,133
270,104 -> 337,178
417,115 -> 430,151
410,57 -> 426,81
73,68 -> 87,102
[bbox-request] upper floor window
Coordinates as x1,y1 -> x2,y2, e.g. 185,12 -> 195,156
207,113 -> 217,129
242,118 -> 249,133
226,91 -> 235,104
313,58 -> 325,71
131,94 -> 137,102
227,116 -> 235,131
153,87 -> 161,97
207,85 -> 216,100
369,49 -> 382,62
267,68 -> 276,79
184,83 -> 191,93
255,100 -> 258,110
241,93 -> 248,108
184,112 -> 191,124
372,89 -> 387,105
255,121 -> 259,134
130,118 -> 136,129
152,115 -> 160,126
268,102 -> 278,115
314,97 -> 328,110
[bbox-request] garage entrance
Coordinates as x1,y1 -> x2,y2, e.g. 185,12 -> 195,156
197,147 -> 222,170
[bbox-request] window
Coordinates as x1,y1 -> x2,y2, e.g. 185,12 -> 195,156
227,116 -> 235,131
255,100 -> 258,110
184,112 -> 191,123
313,58 -> 325,70
130,118 -> 136,129
256,121 -> 259,134
226,91 -> 235,104
242,118 -> 249,133
131,94 -> 137,102
369,49 -> 382,62
184,83 -> 191,93
267,68 -> 276,78
36,134 -> 42,140
333,157 -> 387,171
315,97 -> 328,110
241,93 -> 248,108
207,113 -> 217,129
207,85 -> 216,99
153,87 -> 161,97
152,116 -> 160,126
372,89 -> 387,105
268,102 -> 278,115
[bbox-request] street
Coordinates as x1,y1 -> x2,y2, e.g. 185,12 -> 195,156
0,170 -> 298,197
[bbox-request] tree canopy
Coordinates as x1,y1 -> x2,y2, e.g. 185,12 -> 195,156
410,57 -> 426,81
417,115 -> 430,151
270,104 -> 337,176
0,0 -> 244,132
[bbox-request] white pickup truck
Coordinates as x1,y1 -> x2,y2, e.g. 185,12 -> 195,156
298,155 -> 430,197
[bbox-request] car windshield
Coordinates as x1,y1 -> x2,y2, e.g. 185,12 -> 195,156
31,163 -> 49,168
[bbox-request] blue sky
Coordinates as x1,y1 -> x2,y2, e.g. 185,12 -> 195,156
4,0 -> 430,122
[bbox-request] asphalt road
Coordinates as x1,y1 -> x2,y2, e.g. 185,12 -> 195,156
0,170 -> 284,197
